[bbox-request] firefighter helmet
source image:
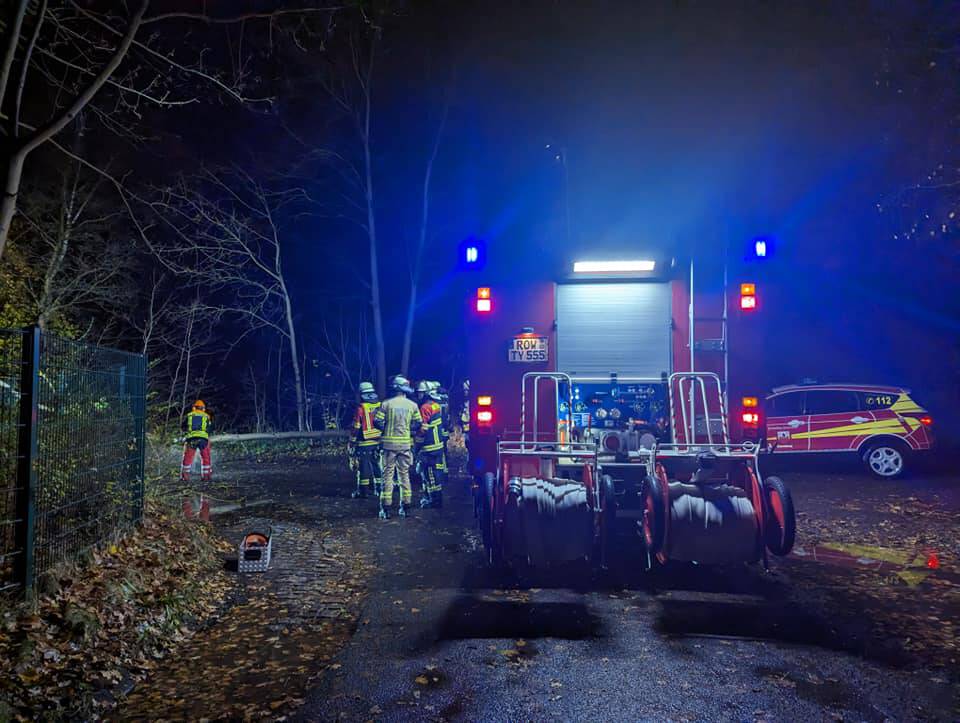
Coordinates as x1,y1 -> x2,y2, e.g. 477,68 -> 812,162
193,399 -> 206,411
391,375 -> 413,394
358,381 -> 378,402
428,381 -> 442,401
416,380 -> 430,394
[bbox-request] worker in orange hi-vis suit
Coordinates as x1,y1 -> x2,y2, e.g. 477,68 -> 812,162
180,400 -> 212,481
417,382 -> 447,509
350,382 -> 383,499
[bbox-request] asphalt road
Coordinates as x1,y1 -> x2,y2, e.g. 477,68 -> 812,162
275,459 -> 959,722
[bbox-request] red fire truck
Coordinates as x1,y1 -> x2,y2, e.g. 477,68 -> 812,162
464,253 -> 796,570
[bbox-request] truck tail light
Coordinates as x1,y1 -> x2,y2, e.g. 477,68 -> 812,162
477,410 -> 493,424
476,287 -> 492,313
740,282 -> 757,311
477,395 -> 492,407
741,411 -> 760,427
919,415 -> 933,426
742,396 -> 758,408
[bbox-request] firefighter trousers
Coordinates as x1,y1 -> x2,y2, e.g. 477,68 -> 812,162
356,445 -> 383,492
181,438 -> 212,481
381,448 -> 413,507
419,449 -> 447,496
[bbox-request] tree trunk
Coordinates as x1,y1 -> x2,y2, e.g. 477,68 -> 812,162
0,1 -> 147,260
180,306 -> 195,418
276,343 -> 283,429
360,47 -> 387,396
0,150 -> 26,260
37,164 -> 79,329
400,278 -> 417,376
400,97 -> 447,376
281,283 -> 306,432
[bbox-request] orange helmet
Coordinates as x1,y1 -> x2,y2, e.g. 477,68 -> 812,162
192,399 -> 206,411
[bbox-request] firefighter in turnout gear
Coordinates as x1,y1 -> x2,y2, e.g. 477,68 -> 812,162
436,382 -> 451,478
460,379 -> 470,443
416,382 -> 447,508
180,400 -> 212,481
413,380 -> 432,491
374,375 -> 422,519
350,382 -> 383,499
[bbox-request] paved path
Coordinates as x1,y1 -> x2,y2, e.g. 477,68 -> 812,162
120,455 -> 959,720
297,468 -> 958,721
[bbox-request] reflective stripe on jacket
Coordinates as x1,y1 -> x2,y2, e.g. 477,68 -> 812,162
185,410 -> 211,440
375,395 -> 422,451
353,401 -> 382,447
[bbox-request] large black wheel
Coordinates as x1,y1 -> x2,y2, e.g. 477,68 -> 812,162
481,472 -> 502,567
762,475 -> 796,557
593,474 -> 617,568
641,474 -> 665,556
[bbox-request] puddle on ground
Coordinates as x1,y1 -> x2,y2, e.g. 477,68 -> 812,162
754,666 -> 881,719
657,599 -> 909,667
433,595 -> 605,641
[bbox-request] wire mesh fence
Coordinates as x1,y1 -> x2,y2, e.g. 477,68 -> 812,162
0,329 -> 27,595
0,327 -> 146,596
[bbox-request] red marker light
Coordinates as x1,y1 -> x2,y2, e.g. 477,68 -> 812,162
477,410 -> 493,424
476,298 -> 492,312
741,411 -> 760,426
926,551 -> 940,570
919,415 -> 933,426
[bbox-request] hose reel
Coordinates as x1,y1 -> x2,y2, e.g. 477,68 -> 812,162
504,476 -> 594,566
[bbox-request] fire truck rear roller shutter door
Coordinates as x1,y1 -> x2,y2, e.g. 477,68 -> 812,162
556,282 -> 671,378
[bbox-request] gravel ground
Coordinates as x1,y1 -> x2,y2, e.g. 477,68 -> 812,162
126,453 -> 959,721
288,459 -> 959,722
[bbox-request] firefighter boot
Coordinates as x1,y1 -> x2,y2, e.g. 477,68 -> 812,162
420,491 -> 434,509
351,482 -> 369,499
398,503 -> 408,518
378,503 -> 389,520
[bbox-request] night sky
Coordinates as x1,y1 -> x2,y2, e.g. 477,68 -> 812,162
132,0 -> 957,438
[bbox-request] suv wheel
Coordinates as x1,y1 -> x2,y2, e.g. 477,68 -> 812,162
863,443 -> 906,479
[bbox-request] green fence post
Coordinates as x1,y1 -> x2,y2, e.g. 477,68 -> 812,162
14,326 -> 40,597
134,353 -> 147,523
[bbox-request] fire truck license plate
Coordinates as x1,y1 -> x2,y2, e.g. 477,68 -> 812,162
509,336 -> 548,362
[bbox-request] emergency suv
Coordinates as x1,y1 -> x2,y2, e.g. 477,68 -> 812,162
764,383 -> 934,478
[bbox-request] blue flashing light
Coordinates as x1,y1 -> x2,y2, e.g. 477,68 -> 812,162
457,237 -> 487,270
746,235 -> 775,262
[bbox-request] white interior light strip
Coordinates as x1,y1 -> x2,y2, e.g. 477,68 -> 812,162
573,260 -> 656,273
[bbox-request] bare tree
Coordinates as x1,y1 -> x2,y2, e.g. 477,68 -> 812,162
11,147 -> 135,330
0,1 -> 340,258
309,23 -> 390,395
147,166 -> 309,431
317,302 -> 376,396
400,94 -> 449,375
